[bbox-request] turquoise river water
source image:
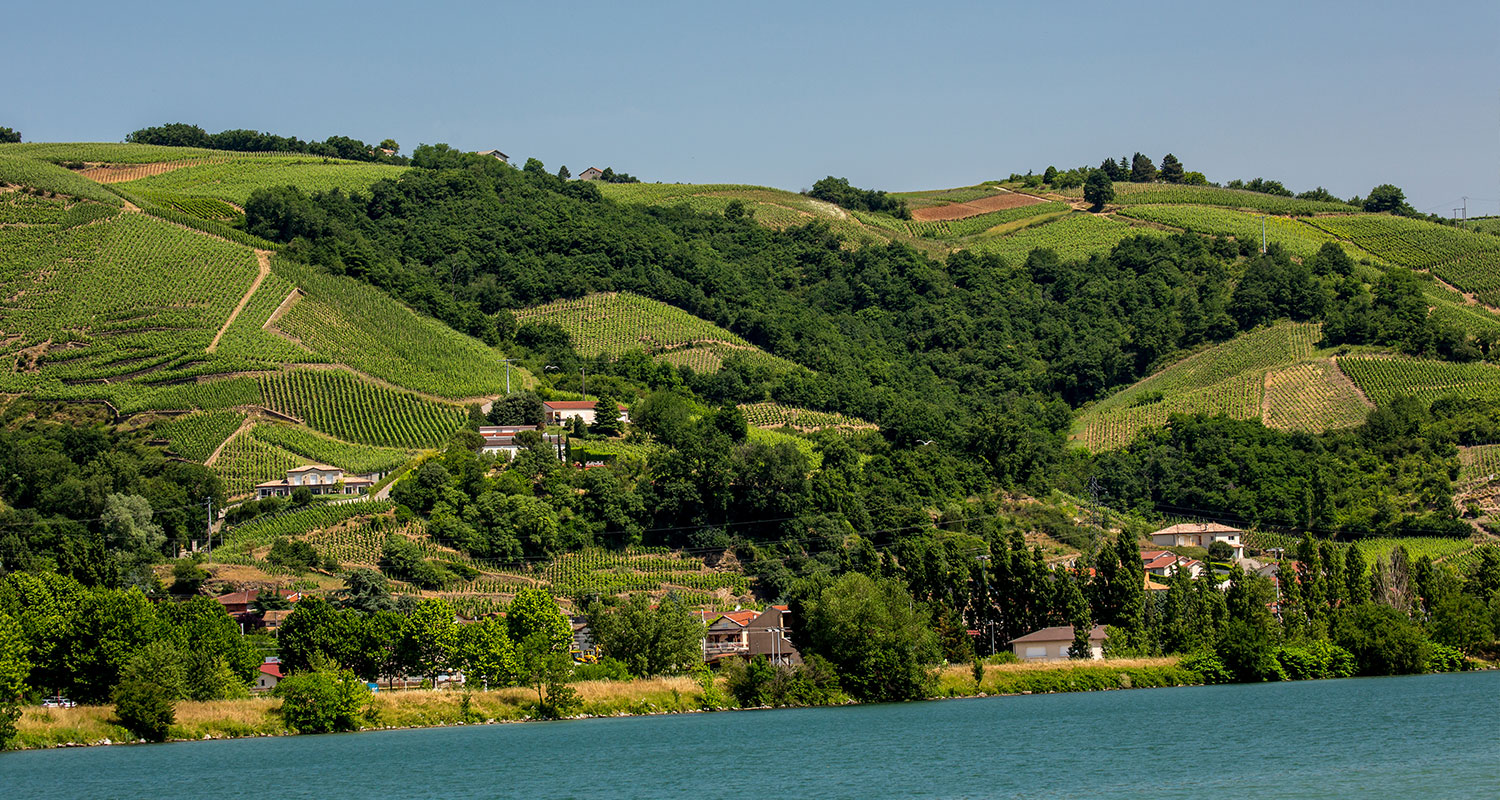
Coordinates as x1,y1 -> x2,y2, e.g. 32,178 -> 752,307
2,671 -> 1497,799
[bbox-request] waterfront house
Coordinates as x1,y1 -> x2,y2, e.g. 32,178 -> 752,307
704,610 -> 759,661
254,662 -> 283,692
255,464 -> 373,500
745,605 -> 801,665
1149,522 -> 1244,561
1009,625 -> 1107,661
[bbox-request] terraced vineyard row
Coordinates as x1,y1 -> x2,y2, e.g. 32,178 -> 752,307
213,500 -> 396,561
967,213 -> 1165,264
1338,357 -> 1500,407
303,516 -> 438,567
1087,322 -> 1320,417
258,369 -> 467,448
1056,183 -> 1357,214
0,154 -> 124,205
906,201 -> 1068,238
1243,531 -> 1482,574
1261,360 -> 1370,433
740,402 -> 877,433
212,429 -> 306,497
515,292 -> 753,355
530,548 -> 751,597
136,189 -> 240,221
1458,445 -> 1500,484
251,423 -> 414,475
1118,205 -> 1341,259
153,409 -> 246,461
1309,214 -> 1500,305
120,157 -> 409,205
273,261 -> 518,397
1074,372 -> 1265,450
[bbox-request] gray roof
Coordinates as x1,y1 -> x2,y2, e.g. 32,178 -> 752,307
1009,625 -> 1107,644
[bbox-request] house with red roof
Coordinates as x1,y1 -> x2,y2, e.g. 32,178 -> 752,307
1141,550 -> 1206,578
254,661 -> 283,692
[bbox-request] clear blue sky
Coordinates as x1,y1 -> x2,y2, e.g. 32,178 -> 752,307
6,0 -> 1497,215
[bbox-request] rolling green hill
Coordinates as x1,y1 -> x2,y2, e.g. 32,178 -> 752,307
0,144 -> 527,498
513,291 -> 801,374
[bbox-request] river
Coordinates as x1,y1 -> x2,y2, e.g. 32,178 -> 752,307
2,671 -> 1497,799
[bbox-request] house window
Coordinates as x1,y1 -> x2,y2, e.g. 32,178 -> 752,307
1024,646 -> 1047,658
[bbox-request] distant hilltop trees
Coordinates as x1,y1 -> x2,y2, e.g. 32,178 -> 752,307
806,176 -> 910,219
124,123 -> 408,165
0,126 -> 20,143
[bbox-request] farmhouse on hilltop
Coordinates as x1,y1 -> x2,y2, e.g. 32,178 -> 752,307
476,149 -> 509,163
543,400 -> 630,427
1149,522 -> 1244,561
578,167 -> 604,181
255,464 -> 373,500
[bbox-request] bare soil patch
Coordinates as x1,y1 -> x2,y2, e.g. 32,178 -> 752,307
77,160 -> 199,183
910,190 -> 1047,222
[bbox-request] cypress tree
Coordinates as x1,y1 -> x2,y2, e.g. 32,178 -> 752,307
1344,544 -> 1371,604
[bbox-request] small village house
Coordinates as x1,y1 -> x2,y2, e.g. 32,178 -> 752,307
542,399 -> 630,427
478,425 -> 563,458
578,167 -> 605,181
1141,550 -> 1206,578
1009,625 -> 1107,661
704,610 -> 758,661
1149,522 -> 1244,561
745,605 -> 801,665
254,661 -> 283,692
255,464 -> 373,500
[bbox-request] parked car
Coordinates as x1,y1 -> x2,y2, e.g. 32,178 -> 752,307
41,696 -> 77,708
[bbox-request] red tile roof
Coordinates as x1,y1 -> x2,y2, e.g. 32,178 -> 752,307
259,663 -> 283,679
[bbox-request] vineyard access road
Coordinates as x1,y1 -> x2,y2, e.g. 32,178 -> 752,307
207,250 -> 273,353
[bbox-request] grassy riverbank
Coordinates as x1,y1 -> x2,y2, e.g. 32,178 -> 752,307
12,660 -> 1187,750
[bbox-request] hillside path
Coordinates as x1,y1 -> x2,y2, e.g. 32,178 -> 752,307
207,250 -> 273,353
205,415 -> 256,467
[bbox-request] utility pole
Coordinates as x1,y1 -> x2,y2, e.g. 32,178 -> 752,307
500,359 -> 516,394
976,554 -> 992,657
1260,214 -> 1267,254
1463,196 -> 1468,221
581,366 -> 587,400
206,498 -> 213,555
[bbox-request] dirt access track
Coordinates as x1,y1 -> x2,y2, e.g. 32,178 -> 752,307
910,190 -> 1047,222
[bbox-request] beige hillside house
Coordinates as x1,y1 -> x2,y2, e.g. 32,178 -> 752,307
543,400 -> 630,427
578,166 -> 605,181
1149,522 -> 1244,561
1010,625 -> 1107,661
475,149 -> 509,163
255,464 -> 372,500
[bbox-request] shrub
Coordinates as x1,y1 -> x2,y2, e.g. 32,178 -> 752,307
1179,649 -> 1232,684
112,679 -> 175,742
574,657 -> 631,681
1274,641 -> 1356,680
275,668 -> 369,733
1425,643 -> 1466,673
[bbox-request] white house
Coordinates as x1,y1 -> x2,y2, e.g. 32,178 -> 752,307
1009,625 -> 1107,661
254,661 -> 283,692
542,400 -> 629,427
478,425 -> 563,458
1149,522 -> 1244,561
255,464 -> 373,500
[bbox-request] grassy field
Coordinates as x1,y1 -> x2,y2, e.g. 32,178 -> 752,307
12,658 -> 1194,749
